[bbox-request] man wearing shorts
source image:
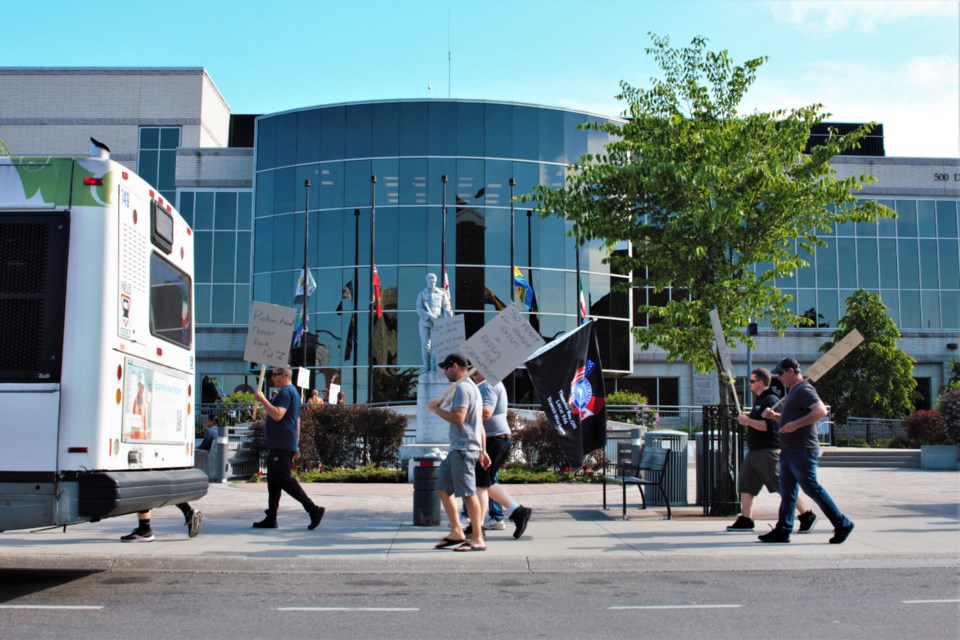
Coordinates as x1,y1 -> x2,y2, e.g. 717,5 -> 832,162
726,368 -> 816,533
428,353 -> 489,552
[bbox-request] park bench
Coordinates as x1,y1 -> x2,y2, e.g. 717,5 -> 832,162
602,442 -> 672,520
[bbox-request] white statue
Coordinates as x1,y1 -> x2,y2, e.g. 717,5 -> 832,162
416,273 -> 452,372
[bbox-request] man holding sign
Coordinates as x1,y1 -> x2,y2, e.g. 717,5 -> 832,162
759,358 -> 854,545
428,353 -> 489,552
252,365 -> 325,531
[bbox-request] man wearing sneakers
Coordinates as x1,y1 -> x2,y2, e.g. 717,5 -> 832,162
726,368 -> 816,534
252,365 -> 325,531
121,503 -> 202,542
758,358 -> 854,544
467,370 -> 532,539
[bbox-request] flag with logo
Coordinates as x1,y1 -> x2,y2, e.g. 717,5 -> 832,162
513,265 -> 534,310
292,269 -> 317,348
524,321 -> 606,469
372,265 -> 383,318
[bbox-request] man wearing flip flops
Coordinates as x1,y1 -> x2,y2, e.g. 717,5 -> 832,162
428,353 -> 490,552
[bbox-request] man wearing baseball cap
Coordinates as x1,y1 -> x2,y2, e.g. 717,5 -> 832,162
758,357 -> 854,544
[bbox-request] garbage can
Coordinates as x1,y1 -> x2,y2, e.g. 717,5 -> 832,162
643,429 -> 688,505
412,457 -> 442,526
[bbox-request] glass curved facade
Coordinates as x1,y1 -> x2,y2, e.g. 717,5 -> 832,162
253,100 -> 632,403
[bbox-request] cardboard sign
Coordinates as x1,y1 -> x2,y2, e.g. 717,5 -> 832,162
709,308 -> 741,414
328,383 -> 341,403
296,366 -> 310,390
432,314 -> 466,366
805,329 -> 864,382
459,304 -> 545,386
243,301 -> 297,368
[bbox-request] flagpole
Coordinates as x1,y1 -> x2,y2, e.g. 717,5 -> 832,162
302,179 -> 311,379
441,174 -> 447,290
367,175 -> 376,404
353,208 -> 360,405
509,178 -> 515,304
575,239 -> 582,325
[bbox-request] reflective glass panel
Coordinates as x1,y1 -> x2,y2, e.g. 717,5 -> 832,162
896,200 -> 918,238
345,104 -> 372,159
919,239 -> 939,289
273,167 -> 296,215
215,192 -> 237,230
238,192 -> 252,230
942,291 -> 959,328
918,200 -> 937,237
879,239 -> 898,288
880,290 -> 899,326
837,238 -> 857,288
939,239 -> 959,288
212,232 -> 236,283
921,290 -> 941,328
856,238 -> 879,288
399,158 -> 428,205
398,207 -> 428,264
236,231 -> 251,283
900,290 -> 921,328
428,102 -> 457,156
399,102 -> 428,156
898,239 -> 920,288
937,201 -> 958,237
817,290 -> 838,328
211,285 -> 234,324
484,103 -> 511,158
253,218 -> 273,273
256,117 -> 275,171
195,284 -> 211,324
816,243 -> 838,288
296,110 -> 321,164
457,102 -> 484,156
179,192 -> 194,227
512,106 -> 539,161
345,160 -> 373,208
319,107 -> 346,161
255,171 -> 274,217
194,231 -> 212,282
235,284 -> 250,326
371,103 -> 400,157
275,113 -> 297,168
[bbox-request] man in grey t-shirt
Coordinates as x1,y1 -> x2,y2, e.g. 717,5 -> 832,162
758,357 -> 854,545
428,353 -> 489,552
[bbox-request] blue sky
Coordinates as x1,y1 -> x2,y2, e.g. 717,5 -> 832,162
4,0 -> 958,157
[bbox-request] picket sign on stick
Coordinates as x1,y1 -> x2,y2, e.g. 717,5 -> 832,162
770,328 -> 865,411
709,308 -> 742,415
243,301 -> 297,420
432,303 -> 545,405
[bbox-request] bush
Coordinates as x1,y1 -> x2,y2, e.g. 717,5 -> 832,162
250,404 -> 408,471
936,389 -> 960,445
512,413 -> 568,471
901,409 -> 946,446
606,390 -> 658,426
296,464 -> 406,483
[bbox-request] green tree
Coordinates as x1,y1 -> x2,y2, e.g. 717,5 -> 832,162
528,34 -> 894,403
0,139 -> 9,156
815,290 -> 916,426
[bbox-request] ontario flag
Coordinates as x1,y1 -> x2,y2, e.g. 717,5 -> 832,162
524,320 -> 606,469
372,265 -> 383,318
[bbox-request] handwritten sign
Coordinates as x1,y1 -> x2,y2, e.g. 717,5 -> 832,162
432,315 -> 466,366
328,383 -> 341,403
243,301 -> 296,368
296,366 -> 310,390
459,304 -> 545,386
709,308 -> 741,413
805,329 -> 864,382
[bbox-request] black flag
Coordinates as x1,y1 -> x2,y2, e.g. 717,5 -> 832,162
525,321 -> 606,469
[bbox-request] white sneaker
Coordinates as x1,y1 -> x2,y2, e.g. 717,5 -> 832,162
484,519 -> 506,531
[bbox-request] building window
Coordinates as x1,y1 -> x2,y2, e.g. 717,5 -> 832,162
138,127 -> 180,203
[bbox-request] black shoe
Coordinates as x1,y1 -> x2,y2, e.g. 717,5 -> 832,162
120,528 -> 155,542
252,517 -> 278,529
830,521 -> 854,544
758,528 -> 791,543
186,510 -> 203,538
308,506 -> 325,530
726,515 -> 755,532
797,510 -> 817,534
511,506 -> 532,539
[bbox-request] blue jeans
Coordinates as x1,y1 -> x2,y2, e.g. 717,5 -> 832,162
461,471 -> 504,521
777,449 -> 851,531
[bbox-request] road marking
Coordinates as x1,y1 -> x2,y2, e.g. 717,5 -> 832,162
0,605 -> 103,610
902,599 -> 960,604
278,607 -> 419,612
608,604 -> 742,610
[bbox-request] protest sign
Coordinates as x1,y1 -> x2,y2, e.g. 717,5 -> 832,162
432,315 -> 466,367
459,304 -> 545,386
243,301 -> 297,368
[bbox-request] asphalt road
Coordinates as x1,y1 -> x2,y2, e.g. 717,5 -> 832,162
1,566 -> 958,640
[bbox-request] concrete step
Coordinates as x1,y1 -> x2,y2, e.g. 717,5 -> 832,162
819,448 -> 920,468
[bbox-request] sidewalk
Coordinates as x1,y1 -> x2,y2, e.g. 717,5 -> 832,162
1,466 -> 957,574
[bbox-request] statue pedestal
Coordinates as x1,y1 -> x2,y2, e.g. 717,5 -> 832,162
416,371 -> 452,444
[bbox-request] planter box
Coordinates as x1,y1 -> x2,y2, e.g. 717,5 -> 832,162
920,444 -> 959,470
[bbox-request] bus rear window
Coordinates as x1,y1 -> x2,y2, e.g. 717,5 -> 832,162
149,253 -> 192,349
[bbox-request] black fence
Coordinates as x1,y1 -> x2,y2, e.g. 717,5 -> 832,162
700,404 -> 742,517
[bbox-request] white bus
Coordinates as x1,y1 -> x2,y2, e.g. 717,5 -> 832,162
0,144 -> 207,532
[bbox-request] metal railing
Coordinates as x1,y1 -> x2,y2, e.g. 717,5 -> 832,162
836,417 -> 907,445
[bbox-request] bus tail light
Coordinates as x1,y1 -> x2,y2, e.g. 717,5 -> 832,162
83,177 -> 103,186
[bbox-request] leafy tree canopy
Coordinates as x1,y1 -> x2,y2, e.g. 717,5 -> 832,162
816,289 -> 916,425
527,34 -> 895,397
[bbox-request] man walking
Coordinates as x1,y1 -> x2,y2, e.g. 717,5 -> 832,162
726,368 -> 816,533
468,370 -> 532,539
252,365 -> 325,530
759,358 -> 854,544
428,353 -> 488,552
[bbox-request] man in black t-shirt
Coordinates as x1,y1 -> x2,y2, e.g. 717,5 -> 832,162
726,368 -> 816,532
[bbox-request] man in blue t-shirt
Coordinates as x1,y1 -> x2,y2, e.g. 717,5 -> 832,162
758,358 -> 854,544
252,365 -> 325,531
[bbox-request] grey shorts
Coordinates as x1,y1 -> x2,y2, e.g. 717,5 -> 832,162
739,448 -> 780,495
437,449 -> 480,498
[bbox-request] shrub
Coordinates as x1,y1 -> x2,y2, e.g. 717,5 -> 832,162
606,390 -> 658,426
512,413 -> 568,471
296,464 -> 406,483
250,404 -> 408,471
901,409 -> 945,446
936,389 -> 960,445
